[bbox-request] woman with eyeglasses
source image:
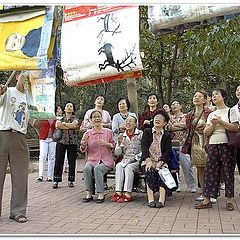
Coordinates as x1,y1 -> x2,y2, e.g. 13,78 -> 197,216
80,110 -> 115,204
140,109 -> 174,208
111,115 -> 142,203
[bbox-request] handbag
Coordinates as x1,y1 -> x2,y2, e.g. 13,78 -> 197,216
52,128 -> 63,142
181,132 -> 193,155
158,167 -> 177,190
182,110 -> 204,154
226,109 -> 240,148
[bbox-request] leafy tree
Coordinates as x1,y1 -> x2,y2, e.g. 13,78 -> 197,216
139,5 -> 240,111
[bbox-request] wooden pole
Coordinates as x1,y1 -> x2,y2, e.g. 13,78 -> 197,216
4,71 -> 17,87
127,78 -> 138,116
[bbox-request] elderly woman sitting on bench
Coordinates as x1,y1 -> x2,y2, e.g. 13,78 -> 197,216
111,115 -> 143,203
140,109 -> 173,208
80,110 -> 115,204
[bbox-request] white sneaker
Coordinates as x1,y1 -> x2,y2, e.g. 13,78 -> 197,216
176,186 -> 181,192
220,183 -> 225,190
196,194 -> 204,201
210,197 -> 217,204
190,186 -> 197,193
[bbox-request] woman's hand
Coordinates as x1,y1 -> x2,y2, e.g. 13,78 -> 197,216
211,114 -> 221,126
143,120 -> 151,126
156,160 -> 164,170
145,158 -> 152,171
97,139 -> 111,148
118,133 -> 123,145
80,134 -> 88,147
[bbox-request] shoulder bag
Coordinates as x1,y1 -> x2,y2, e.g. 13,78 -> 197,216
52,128 -> 63,142
182,110 -> 203,154
226,109 -> 240,148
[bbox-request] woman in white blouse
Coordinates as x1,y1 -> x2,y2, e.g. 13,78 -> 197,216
195,88 -> 238,211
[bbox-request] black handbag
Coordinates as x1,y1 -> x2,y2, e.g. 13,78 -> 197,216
52,128 -> 63,142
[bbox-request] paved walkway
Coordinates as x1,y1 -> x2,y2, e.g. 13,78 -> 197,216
1,159 -> 240,235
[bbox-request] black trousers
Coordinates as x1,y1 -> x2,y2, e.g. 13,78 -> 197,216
53,143 -> 77,182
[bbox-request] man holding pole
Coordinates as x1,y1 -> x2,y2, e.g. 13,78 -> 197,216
0,72 -> 30,223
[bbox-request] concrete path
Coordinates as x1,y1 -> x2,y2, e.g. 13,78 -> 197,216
1,159 -> 240,235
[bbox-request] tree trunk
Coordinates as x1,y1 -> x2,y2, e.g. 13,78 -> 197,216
167,33 -> 181,104
127,78 -> 138,116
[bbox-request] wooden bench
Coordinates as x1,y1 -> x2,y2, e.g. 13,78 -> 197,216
26,138 -> 39,159
79,140 -> 180,192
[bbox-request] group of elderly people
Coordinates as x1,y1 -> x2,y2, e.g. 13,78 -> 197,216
81,109 -> 173,207
78,93 -> 178,208
52,86 -> 240,211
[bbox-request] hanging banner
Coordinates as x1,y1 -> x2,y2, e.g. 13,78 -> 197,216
148,5 -> 240,35
24,58 -> 57,119
61,5 -> 143,86
24,35 -> 57,120
0,6 -> 55,70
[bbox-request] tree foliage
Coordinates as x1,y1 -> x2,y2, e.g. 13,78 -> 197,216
1,5 -> 240,119
139,6 -> 240,111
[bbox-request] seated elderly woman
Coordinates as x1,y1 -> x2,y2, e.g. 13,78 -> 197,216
111,115 -> 143,203
80,110 -> 115,204
140,109 -> 174,208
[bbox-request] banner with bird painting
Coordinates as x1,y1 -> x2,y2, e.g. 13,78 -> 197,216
61,5 -> 143,86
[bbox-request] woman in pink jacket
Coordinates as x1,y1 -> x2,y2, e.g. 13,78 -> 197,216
80,110 -> 115,204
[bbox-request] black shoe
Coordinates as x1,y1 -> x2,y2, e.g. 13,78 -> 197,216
96,197 -> 105,204
156,202 -> 165,208
37,177 -> 43,182
52,182 -> 58,189
68,182 -> 74,188
82,196 -> 93,203
148,201 -> 156,208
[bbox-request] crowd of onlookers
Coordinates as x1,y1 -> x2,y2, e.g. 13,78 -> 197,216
33,85 -> 240,212
1,73 -> 240,223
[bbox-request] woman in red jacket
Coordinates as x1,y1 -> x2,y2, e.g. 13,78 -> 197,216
34,117 -> 57,182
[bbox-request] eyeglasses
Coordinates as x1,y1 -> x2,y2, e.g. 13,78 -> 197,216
92,115 -> 102,119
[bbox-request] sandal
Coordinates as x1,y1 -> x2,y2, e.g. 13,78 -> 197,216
148,201 -> 156,208
156,202 -> 165,208
195,201 -> 212,209
9,215 -> 28,223
226,202 -> 234,211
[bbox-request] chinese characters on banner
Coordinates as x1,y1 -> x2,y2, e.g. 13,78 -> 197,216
61,5 -> 143,86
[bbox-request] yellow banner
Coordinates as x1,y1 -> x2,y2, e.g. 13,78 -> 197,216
0,14 -> 43,70
0,6 -> 55,71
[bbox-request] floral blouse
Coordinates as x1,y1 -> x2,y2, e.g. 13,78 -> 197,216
59,115 -> 79,145
149,129 -> 163,168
